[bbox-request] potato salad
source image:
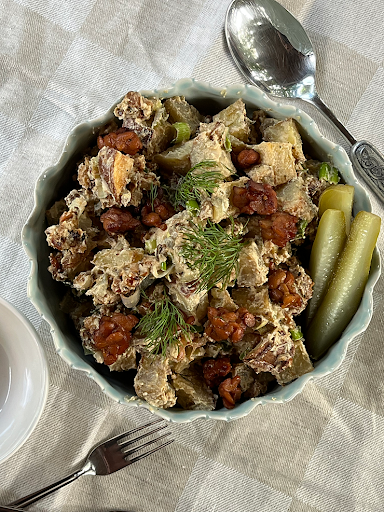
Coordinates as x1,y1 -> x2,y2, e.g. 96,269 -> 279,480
45,91 -> 362,410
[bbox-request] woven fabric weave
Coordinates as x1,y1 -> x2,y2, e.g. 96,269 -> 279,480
0,0 -> 383,510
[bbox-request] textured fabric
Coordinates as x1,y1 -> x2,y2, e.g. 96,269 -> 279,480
0,0 -> 383,510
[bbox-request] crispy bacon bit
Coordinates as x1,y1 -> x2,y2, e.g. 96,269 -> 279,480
141,211 -> 163,227
237,149 -> 260,169
97,128 -> 143,155
268,268 -> 302,309
100,207 -> 141,233
203,357 -> 232,388
141,189 -> 175,229
218,376 -> 242,409
239,309 -> 256,328
231,181 -> 277,215
205,307 -> 255,343
93,313 -> 139,365
259,212 -> 298,247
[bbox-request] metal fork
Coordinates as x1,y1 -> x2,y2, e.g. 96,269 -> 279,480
8,418 -> 173,509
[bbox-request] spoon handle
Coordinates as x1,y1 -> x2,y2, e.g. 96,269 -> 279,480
306,94 -> 356,145
350,141 -> 384,203
307,94 -> 384,203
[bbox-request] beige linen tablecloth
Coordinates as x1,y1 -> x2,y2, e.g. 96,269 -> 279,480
0,0 -> 383,510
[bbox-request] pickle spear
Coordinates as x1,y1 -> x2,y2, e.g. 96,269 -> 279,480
306,211 -> 381,360
306,209 -> 347,326
318,184 -> 354,234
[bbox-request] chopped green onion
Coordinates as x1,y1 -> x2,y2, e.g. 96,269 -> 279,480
172,122 -> 191,144
290,327 -> 303,341
319,163 -> 330,180
224,134 -> 232,152
319,163 -> 339,184
296,219 -> 308,239
161,261 -> 167,271
145,239 -> 157,254
186,199 -> 199,215
329,167 -> 339,184
239,349 -> 248,360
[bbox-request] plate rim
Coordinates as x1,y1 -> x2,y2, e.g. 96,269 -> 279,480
0,296 -> 49,464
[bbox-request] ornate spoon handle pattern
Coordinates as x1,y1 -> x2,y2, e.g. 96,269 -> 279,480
350,141 -> 384,203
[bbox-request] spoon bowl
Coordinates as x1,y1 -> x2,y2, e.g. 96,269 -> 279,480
225,0 -> 316,99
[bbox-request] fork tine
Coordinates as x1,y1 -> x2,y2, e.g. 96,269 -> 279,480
129,439 -> 174,464
106,418 -> 164,444
118,424 -> 168,449
123,432 -> 171,457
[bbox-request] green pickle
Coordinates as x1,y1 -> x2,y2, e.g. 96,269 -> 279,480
318,184 -> 354,234
306,209 -> 347,326
305,211 -> 381,360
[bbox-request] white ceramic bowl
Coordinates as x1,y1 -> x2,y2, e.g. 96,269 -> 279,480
22,79 -> 381,422
0,297 -> 49,463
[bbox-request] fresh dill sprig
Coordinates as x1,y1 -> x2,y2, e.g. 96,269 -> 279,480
149,183 -> 158,211
172,160 -> 223,208
180,218 -> 245,291
137,290 -> 192,357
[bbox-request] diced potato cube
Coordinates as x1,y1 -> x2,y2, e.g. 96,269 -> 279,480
164,96 -> 204,135
173,368 -> 216,410
191,122 -> 236,177
261,118 -> 305,163
231,286 -> 270,316
154,139 -> 193,176
232,286 -> 286,327
276,338 -> 314,385
145,118 -> 174,157
200,177 -> 248,223
134,355 -> 176,409
209,288 -> 238,311
109,346 -> 137,371
237,241 -> 269,287
232,363 -> 256,392
213,99 -> 250,142
275,179 -> 317,222
247,142 -> 296,186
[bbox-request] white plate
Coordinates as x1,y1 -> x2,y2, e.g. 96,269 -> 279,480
0,297 -> 49,464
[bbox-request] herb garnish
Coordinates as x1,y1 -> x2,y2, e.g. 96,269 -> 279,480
149,183 -> 158,211
137,290 -> 193,357
172,160 -> 223,208
181,218 -> 245,291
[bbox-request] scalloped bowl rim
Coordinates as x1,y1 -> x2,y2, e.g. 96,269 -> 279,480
22,78 -> 381,422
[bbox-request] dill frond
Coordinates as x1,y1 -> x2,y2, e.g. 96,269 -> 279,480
172,160 -> 223,208
137,291 -> 192,357
180,218 -> 245,291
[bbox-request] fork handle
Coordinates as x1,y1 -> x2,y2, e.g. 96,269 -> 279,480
8,461 -> 95,508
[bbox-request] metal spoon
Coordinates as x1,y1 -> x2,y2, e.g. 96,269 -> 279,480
225,0 -> 384,202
